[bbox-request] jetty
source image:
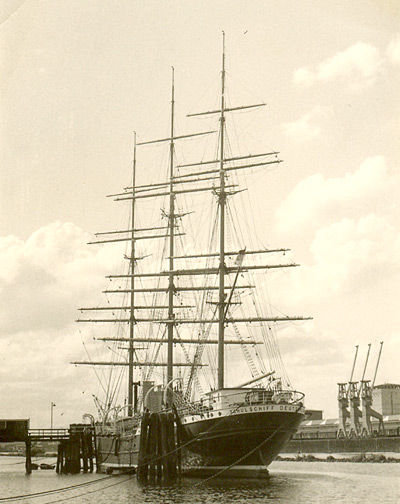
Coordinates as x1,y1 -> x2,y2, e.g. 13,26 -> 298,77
0,420 -> 97,475
25,424 -> 96,474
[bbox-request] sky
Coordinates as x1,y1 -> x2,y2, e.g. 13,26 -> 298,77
0,0 -> 399,427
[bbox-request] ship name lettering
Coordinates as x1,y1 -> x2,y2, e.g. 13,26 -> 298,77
233,405 -> 298,414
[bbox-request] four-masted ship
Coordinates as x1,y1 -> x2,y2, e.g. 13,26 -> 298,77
75,36 -> 308,474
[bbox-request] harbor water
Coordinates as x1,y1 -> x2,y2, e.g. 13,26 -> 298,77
0,456 -> 399,503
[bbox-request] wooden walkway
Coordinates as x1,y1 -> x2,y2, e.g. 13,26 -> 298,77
28,428 -> 70,441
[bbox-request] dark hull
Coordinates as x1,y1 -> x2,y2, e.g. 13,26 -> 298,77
95,408 -> 304,472
180,409 -> 304,467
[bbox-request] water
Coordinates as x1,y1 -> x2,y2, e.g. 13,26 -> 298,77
1,456 -> 399,504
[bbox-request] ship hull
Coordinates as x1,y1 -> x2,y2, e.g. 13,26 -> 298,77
95,406 -> 304,472
180,408 -> 304,467
95,432 -> 139,473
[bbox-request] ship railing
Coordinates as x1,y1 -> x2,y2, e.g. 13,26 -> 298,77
115,415 -> 141,435
238,388 -> 304,406
176,388 -> 304,416
96,424 -> 117,435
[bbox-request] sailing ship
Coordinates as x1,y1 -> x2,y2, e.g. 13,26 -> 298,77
75,36 -> 309,474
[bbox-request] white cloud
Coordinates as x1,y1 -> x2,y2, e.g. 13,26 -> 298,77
0,221 -> 122,334
276,155 -> 390,234
275,210 -> 400,415
282,106 -> 333,143
0,221 -> 128,426
294,42 -> 383,88
277,211 -> 400,314
273,155 -> 400,381
386,34 -> 400,65
308,214 -> 400,294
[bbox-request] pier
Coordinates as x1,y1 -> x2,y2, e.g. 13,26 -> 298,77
25,424 -> 96,475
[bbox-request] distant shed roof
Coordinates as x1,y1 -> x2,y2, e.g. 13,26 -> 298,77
374,383 -> 400,390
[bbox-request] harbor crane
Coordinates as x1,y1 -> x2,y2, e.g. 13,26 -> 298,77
360,341 -> 384,436
338,342 -> 385,438
348,344 -> 371,437
337,345 -> 358,438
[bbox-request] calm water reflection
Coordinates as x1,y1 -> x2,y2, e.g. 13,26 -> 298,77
1,457 -> 399,503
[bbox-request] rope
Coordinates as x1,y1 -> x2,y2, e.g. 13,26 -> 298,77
193,403 -> 304,485
1,402 -> 303,502
42,474 -> 135,504
0,473 -> 120,503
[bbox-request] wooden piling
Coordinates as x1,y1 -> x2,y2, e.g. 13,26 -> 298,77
91,424 -> 99,473
156,413 -> 162,479
166,411 -> 177,480
148,412 -> 158,479
81,432 -> 88,473
63,435 -> 81,474
80,429 -> 94,473
87,430 -> 94,473
25,438 -> 32,474
159,411 -> 168,478
137,410 -> 150,479
137,409 -> 178,481
173,404 -> 182,478
56,442 -> 64,474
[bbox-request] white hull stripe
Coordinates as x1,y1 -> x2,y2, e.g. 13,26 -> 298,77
182,404 -> 304,425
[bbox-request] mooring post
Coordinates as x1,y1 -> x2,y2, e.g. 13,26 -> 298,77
159,411 -> 168,478
63,435 -> 80,474
25,438 -> 32,474
64,440 -> 71,473
73,435 -> 81,474
81,432 -> 88,473
56,443 -> 63,473
156,413 -> 162,479
172,404 -> 182,478
148,412 -> 158,479
137,410 -> 150,479
166,411 -> 177,480
91,424 -> 99,473
87,430 -> 94,473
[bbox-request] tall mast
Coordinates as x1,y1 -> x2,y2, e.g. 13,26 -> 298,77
217,32 -> 226,390
128,132 -> 137,416
167,68 -> 176,392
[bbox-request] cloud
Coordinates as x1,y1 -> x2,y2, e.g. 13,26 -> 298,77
386,33 -> 400,65
281,106 -> 333,143
274,155 -> 400,318
0,221 -> 129,425
0,221 -> 122,335
308,213 -> 400,294
294,42 -> 383,88
276,155 -> 390,234
272,209 -> 400,415
276,211 -> 400,316
279,323 -> 344,367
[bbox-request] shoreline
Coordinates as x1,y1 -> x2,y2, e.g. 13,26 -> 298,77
276,452 -> 400,463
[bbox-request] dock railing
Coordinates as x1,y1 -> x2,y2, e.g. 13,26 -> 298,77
28,428 -> 70,441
